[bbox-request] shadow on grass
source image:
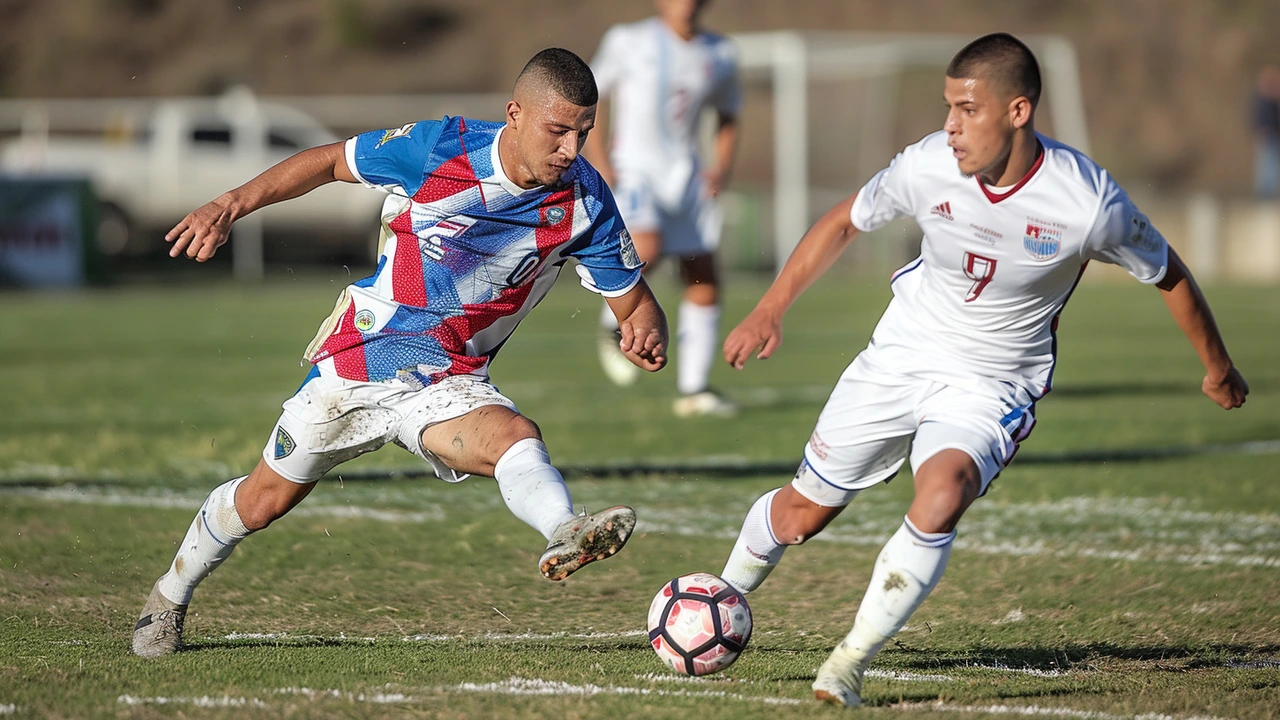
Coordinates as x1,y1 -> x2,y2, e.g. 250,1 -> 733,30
888,641 -> 1280,673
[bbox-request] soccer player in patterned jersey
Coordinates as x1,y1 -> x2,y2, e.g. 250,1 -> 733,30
716,33 -> 1249,707
585,0 -> 742,417
132,49 -> 667,658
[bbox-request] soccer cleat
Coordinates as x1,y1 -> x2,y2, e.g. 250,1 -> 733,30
131,581 -> 188,658
539,506 -> 637,581
673,390 -> 738,418
597,328 -> 641,387
812,641 -> 866,708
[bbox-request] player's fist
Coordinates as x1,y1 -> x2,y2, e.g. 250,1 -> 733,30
1203,366 -> 1248,410
723,306 -> 783,370
166,197 -> 236,262
620,320 -> 667,372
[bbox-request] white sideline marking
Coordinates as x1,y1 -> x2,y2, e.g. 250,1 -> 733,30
867,669 -> 956,682
892,701 -> 1230,720
9,485 -> 1278,568
220,629 -> 647,644
2,486 -> 444,523
117,695 -> 267,708
0,704 -> 17,715
450,676 -> 804,706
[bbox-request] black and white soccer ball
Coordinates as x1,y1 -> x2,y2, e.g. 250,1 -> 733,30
646,572 -> 753,676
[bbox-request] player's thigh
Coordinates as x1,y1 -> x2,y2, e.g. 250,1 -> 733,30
793,360 -> 922,507
264,369 -> 402,485
418,404 -> 539,477
908,381 -> 1037,499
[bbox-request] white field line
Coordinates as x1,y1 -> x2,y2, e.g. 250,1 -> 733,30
220,629 -> 648,644
1,485 -> 444,523
449,676 -> 805,706
0,705 -> 16,716
892,701 -> 1231,720
9,485 -> 1279,567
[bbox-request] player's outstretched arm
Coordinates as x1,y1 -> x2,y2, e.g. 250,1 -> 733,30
1156,246 -> 1248,409
605,278 -> 669,372
166,142 -> 357,262
723,194 -> 861,370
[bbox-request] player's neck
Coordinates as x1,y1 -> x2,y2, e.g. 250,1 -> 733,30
659,15 -> 700,41
981,128 -> 1040,188
497,128 -> 540,190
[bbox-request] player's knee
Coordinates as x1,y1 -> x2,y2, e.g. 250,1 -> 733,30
911,465 -> 982,534
499,414 -> 542,449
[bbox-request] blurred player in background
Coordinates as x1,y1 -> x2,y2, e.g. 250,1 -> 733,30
132,49 -> 666,658
585,0 -> 741,417
716,33 -> 1249,707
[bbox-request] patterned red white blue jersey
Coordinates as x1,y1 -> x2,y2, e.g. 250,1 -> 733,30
302,116 -> 642,384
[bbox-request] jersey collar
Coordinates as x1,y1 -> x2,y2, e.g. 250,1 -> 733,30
977,138 -> 1045,204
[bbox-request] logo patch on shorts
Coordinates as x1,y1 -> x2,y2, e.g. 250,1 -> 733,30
354,309 -> 376,332
618,228 -> 642,269
274,427 -> 295,459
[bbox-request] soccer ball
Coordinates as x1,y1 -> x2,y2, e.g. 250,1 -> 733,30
647,572 -> 753,676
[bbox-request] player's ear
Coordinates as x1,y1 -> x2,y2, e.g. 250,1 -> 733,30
505,100 -> 522,129
1009,96 -> 1032,130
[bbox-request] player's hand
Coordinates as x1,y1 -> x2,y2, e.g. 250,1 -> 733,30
166,198 -> 235,262
723,306 -> 783,370
1203,366 -> 1248,409
620,319 -> 667,371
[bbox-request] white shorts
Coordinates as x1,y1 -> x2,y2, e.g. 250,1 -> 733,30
263,369 -> 517,484
614,174 -> 722,256
793,354 -> 1037,507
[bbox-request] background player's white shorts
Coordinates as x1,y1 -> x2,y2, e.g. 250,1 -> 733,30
793,353 -> 1037,508
263,370 -> 517,484
614,173 -> 722,256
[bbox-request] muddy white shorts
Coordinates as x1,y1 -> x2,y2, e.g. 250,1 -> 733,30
614,173 -> 722,256
263,368 -> 517,484
792,353 -> 1037,508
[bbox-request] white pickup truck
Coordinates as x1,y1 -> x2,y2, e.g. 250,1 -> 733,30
0,89 -> 384,259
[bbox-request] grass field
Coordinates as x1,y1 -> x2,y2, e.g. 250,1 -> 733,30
1,269 -> 1278,719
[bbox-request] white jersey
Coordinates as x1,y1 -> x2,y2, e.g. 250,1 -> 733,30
850,131 -> 1169,398
592,17 -> 741,208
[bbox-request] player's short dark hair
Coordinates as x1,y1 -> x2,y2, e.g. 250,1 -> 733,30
515,48 -> 598,107
946,33 -> 1042,108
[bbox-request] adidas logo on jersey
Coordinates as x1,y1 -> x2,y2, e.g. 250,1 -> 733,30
930,201 -> 954,221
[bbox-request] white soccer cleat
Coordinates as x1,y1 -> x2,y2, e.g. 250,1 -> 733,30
131,580 -> 188,658
597,328 -> 641,387
812,641 -> 866,708
673,390 -> 738,418
539,506 -> 637,581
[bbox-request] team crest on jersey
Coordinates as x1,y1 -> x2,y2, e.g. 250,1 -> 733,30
375,122 -> 417,148
545,206 -> 566,225
618,229 -> 642,269
1023,222 -> 1062,261
354,309 -> 376,332
274,427 -> 295,459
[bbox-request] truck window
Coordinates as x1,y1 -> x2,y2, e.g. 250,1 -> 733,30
192,127 -> 233,145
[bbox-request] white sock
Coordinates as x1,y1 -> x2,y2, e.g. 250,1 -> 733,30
677,300 -> 719,395
494,438 -> 576,540
599,301 -> 619,332
720,489 -> 787,594
157,476 -> 254,605
837,516 -> 954,665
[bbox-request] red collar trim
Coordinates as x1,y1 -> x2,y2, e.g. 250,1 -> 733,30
977,142 -> 1045,204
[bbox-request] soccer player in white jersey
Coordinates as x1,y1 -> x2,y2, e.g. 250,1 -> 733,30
716,33 -> 1249,707
131,49 -> 669,658
585,0 -> 742,417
